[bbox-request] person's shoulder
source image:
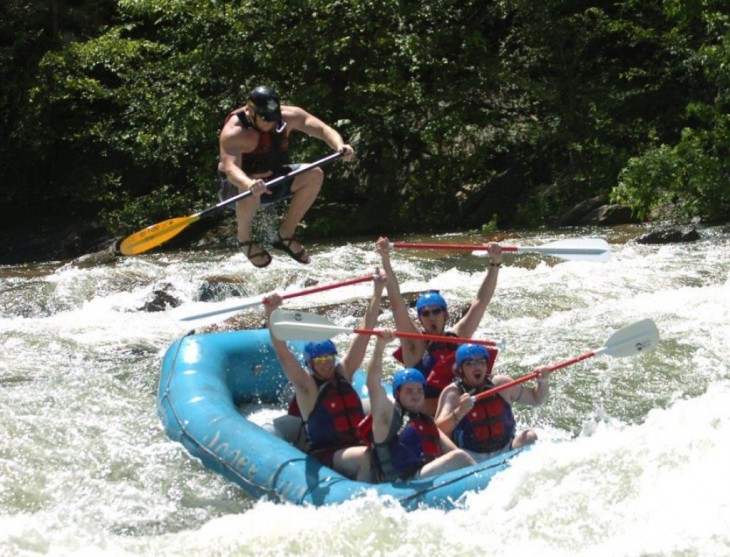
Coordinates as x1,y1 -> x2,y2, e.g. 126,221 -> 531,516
441,382 -> 459,395
220,113 -> 252,137
280,104 -> 305,115
490,373 -> 513,386
220,118 -> 257,149
280,105 -> 309,125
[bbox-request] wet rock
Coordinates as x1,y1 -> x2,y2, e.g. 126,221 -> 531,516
557,196 -> 606,226
197,276 -> 250,302
635,226 -> 701,244
140,283 -> 182,312
71,239 -> 122,269
581,204 -> 640,226
557,198 -> 640,226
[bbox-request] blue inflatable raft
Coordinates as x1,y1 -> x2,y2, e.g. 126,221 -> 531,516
157,328 -> 525,510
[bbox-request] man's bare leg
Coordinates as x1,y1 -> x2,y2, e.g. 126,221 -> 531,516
278,168 -> 323,240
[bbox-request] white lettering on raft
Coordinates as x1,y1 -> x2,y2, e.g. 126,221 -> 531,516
207,431 -> 309,501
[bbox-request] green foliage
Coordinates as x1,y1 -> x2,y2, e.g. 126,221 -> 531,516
612,3 -> 730,222
101,183 -> 201,234
613,125 -> 730,222
2,0 -> 730,241
480,214 -> 499,234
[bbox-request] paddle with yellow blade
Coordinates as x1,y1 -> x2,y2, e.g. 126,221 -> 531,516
473,318 -> 660,402
270,309 -> 504,350
391,238 -> 612,262
118,151 -> 343,256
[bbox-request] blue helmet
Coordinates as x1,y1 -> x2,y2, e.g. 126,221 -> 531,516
392,368 -> 426,396
416,291 -> 448,315
455,343 -> 490,371
303,340 -> 337,361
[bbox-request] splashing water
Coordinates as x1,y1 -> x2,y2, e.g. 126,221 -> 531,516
1,225 -> 729,556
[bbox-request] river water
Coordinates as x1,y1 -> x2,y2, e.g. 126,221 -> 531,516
1,225 -> 729,556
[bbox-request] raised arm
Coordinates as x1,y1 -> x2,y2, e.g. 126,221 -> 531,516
453,243 -> 503,338
366,332 -> 396,444
376,237 -> 426,364
264,295 -> 317,409
339,270 -> 386,381
283,106 -> 354,161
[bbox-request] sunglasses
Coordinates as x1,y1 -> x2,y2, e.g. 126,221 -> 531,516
311,354 -> 336,364
419,308 -> 443,318
462,357 -> 488,367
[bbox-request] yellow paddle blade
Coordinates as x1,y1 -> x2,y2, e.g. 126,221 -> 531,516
118,215 -> 201,256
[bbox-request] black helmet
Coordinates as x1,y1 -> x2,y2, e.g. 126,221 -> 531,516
247,86 -> 282,122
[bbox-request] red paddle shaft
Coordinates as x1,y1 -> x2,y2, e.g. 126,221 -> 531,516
276,274 -> 375,303
474,350 -> 596,401
353,328 -> 499,347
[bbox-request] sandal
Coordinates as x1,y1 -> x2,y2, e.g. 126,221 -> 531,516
272,232 -> 310,264
238,240 -> 272,268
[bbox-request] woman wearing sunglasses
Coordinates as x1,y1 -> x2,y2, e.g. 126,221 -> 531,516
263,271 -> 386,481
375,236 -> 503,415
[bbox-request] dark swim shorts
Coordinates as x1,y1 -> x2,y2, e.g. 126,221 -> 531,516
217,164 -> 301,207
309,446 -> 339,469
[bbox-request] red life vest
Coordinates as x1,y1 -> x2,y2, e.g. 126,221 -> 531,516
393,332 -> 459,394
223,108 -> 290,174
393,335 -> 499,394
404,412 -> 442,461
303,374 -> 365,451
288,395 -> 301,417
372,406 -> 442,481
452,378 -> 515,454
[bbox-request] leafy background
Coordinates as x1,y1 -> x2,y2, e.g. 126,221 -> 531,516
1,0 -> 729,243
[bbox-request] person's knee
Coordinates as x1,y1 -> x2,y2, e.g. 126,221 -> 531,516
309,166 -> 324,185
261,422 -> 282,438
293,168 -> 324,194
454,449 -> 476,467
513,429 -> 538,449
270,415 -> 304,444
443,449 -> 475,470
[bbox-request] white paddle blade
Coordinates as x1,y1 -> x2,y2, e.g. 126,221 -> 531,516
270,321 -> 353,342
517,238 -> 611,262
271,309 -> 335,327
174,295 -> 265,326
270,309 -> 350,341
599,318 -> 661,358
